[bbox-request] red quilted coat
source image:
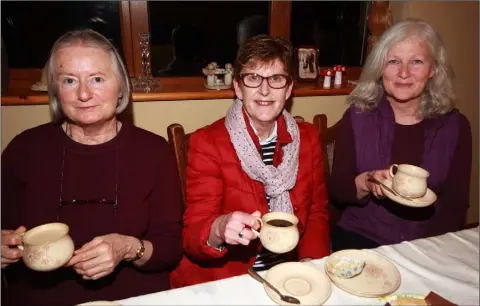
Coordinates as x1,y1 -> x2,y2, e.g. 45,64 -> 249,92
170,113 -> 330,288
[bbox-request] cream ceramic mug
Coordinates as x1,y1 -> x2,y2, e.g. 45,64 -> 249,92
18,222 -> 74,272
251,212 -> 299,254
389,164 -> 429,198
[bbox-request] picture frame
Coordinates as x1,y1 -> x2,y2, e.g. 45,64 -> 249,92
295,46 -> 319,81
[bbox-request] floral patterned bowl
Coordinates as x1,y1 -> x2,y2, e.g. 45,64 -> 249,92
326,255 -> 365,279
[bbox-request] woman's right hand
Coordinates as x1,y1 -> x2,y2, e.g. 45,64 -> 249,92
1,226 -> 26,269
208,211 -> 261,248
355,169 -> 391,200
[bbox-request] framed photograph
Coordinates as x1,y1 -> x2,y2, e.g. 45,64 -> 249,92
295,46 -> 319,81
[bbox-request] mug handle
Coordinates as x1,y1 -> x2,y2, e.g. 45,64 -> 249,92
250,217 -> 263,239
17,232 -> 25,250
389,164 -> 398,178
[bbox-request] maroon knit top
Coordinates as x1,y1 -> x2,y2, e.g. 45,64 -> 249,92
2,122 -> 183,306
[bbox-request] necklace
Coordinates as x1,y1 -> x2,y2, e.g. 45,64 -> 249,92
58,141 -> 120,216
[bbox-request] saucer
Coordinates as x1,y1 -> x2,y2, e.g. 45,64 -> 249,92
378,293 -> 427,305
76,301 -> 121,306
325,249 -> 401,298
379,179 -> 437,207
264,262 -> 331,305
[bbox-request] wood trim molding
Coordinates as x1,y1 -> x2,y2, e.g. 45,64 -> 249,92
1,67 -> 360,105
366,1 -> 393,55
129,1 -> 150,77
1,81 -> 355,105
269,1 -> 292,39
119,1 -> 135,77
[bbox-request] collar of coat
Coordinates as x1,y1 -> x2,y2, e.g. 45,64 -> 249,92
241,107 -> 293,167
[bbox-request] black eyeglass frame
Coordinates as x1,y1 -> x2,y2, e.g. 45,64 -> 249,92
59,199 -> 117,206
239,73 -> 292,89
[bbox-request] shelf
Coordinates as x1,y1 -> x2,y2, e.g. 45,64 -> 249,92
1,68 -> 360,106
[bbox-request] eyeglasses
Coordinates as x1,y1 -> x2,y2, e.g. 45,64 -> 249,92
239,73 -> 292,89
57,143 -> 119,220
59,198 -> 117,207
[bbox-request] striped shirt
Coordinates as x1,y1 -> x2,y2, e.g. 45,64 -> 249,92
251,122 -> 290,271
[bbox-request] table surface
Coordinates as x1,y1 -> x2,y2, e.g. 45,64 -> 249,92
118,227 -> 479,305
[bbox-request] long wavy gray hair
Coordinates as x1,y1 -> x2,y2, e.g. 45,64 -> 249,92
348,19 -> 455,118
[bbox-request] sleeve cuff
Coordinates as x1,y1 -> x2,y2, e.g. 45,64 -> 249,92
206,239 -> 226,252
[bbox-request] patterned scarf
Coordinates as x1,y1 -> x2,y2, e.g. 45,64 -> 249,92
225,99 -> 300,213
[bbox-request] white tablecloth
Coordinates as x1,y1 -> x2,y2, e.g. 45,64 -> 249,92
119,227 -> 479,305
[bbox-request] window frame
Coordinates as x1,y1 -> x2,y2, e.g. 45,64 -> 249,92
126,1 -> 292,77
3,1 -> 392,105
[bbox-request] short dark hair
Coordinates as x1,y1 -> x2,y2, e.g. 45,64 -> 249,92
234,34 -> 294,79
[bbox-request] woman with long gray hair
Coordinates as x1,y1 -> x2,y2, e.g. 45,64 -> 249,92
1,29 -> 183,306
328,19 -> 472,251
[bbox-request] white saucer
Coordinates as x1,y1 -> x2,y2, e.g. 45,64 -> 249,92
264,262 -> 332,305
325,249 -> 401,298
76,301 -> 121,306
377,293 -> 427,305
379,179 -> 437,207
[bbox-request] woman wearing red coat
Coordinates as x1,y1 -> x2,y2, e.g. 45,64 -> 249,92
170,35 -> 330,288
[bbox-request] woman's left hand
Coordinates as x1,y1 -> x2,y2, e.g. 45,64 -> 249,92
66,233 -> 135,280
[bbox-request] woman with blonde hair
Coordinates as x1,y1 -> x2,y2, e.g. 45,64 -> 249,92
1,29 -> 183,306
328,19 -> 472,251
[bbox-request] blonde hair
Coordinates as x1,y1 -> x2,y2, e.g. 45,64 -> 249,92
46,29 -> 131,123
348,19 -> 455,118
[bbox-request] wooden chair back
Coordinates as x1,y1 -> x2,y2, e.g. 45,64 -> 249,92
293,115 -> 305,123
313,114 -> 343,231
313,114 -> 339,177
167,123 -> 191,204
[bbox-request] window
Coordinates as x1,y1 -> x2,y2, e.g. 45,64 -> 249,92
2,1 -> 124,68
3,1 -> 395,104
147,1 -> 270,77
290,1 -> 369,66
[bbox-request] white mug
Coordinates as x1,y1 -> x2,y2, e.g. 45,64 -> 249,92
19,222 -> 74,272
251,212 -> 299,254
389,164 -> 429,198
